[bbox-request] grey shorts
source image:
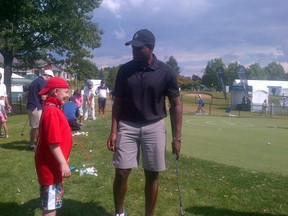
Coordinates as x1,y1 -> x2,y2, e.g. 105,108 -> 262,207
113,119 -> 167,172
28,108 -> 42,128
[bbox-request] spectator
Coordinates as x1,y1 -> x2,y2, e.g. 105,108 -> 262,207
71,88 -> 84,125
26,70 -> 54,150
95,80 -> 109,117
63,98 -> 80,131
0,73 -> 12,138
35,77 -> 72,216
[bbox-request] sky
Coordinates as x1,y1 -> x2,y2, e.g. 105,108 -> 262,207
91,0 -> 288,77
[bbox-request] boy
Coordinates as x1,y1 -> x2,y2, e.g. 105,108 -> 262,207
35,77 -> 72,216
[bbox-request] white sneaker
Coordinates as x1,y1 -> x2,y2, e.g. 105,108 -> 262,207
5,134 -> 9,138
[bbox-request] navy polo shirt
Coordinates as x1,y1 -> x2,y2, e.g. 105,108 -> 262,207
113,55 -> 180,123
26,76 -> 46,111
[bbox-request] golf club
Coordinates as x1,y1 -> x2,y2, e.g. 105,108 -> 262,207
21,118 -> 29,136
175,156 -> 185,215
169,106 -> 185,215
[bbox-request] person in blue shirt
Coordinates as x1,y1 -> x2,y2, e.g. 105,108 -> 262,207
62,98 -> 80,131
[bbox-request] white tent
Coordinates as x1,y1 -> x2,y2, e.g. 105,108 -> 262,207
230,80 -> 288,112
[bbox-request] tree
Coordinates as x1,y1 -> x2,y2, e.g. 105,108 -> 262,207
246,63 -> 267,80
202,58 -> 225,90
106,66 -> 119,91
191,74 -> 201,91
0,0 -> 103,102
264,62 -> 286,80
225,62 -> 239,86
165,56 -> 181,76
69,59 -> 99,81
177,75 -> 192,90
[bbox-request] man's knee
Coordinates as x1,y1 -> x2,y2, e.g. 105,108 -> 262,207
115,169 -> 131,182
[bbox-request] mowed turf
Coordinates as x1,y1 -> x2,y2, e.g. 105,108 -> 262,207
170,114 -> 288,176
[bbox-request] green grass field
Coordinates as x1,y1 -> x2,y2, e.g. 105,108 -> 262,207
177,115 -> 288,176
0,113 -> 287,216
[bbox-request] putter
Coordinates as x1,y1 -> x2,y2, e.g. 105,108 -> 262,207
169,106 -> 185,215
175,156 -> 185,215
21,118 -> 29,136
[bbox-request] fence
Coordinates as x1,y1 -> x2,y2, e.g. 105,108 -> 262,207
10,93 -> 288,119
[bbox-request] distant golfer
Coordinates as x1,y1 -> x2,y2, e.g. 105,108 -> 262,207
196,94 -> 205,113
107,29 -> 182,216
260,99 -> 268,116
83,80 -> 96,120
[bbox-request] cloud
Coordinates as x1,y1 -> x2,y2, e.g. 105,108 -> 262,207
93,0 -> 288,76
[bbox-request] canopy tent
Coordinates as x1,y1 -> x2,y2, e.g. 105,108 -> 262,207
230,80 -> 288,112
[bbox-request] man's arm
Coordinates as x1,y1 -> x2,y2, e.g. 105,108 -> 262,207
5,96 -> 11,110
169,96 -> 183,159
107,97 -> 121,151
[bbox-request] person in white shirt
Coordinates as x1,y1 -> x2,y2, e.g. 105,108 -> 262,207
95,80 -> 109,117
0,73 -> 12,138
83,80 -> 96,120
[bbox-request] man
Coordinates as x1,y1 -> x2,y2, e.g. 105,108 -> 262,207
107,29 -> 182,216
83,80 -> 96,120
26,69 -> 54,150
0,72 -> 12,138
95,80 -> 109,117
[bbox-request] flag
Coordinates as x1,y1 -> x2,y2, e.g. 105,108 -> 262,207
237,65 -> 248,97
216,67 -> 226,99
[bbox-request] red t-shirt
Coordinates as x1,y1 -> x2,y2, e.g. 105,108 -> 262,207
35,97 -> 72,186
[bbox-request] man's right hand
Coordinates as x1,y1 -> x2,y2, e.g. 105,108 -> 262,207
107,133 -> 117,151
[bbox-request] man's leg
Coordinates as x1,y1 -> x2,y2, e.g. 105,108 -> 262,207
29,127 -> 39,148
113,168 -> 131,214
144,170 -> 159,216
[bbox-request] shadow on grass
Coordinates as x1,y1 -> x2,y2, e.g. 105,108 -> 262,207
0,198 -> 111,216
0,140 -> 30,151
186,206 -> 287,216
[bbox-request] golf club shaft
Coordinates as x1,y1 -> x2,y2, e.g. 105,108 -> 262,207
175,157 -> 185,215
21,118 -> 29,135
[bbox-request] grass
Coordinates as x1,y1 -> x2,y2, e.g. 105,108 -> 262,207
0,113 -> 287,216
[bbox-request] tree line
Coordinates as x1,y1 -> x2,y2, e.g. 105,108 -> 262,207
176,58 -> 287,91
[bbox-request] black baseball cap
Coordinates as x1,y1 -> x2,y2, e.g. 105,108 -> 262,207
125,29 -> 155,47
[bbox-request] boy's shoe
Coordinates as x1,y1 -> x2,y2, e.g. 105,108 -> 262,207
5,134 -> 9,138
112,210 -> 127,216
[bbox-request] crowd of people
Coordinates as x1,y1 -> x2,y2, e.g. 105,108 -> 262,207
2,28 -> 183,216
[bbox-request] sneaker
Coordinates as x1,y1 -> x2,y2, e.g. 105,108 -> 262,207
112,210 -> 127,216
28,144 -> 36,151
5,134 -> 9,138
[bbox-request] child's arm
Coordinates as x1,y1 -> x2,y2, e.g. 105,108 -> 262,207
49,144 -> 71,178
